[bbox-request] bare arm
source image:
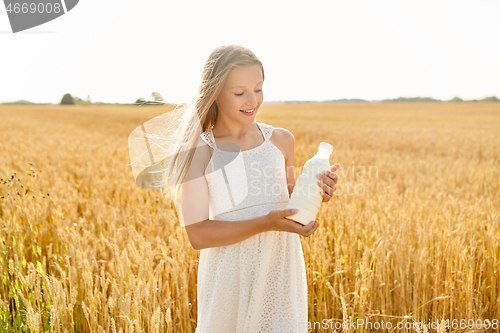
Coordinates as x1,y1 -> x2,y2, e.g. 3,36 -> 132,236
186,210 -> 314,250
185,215 -> 271,250
275,128 -> 296,197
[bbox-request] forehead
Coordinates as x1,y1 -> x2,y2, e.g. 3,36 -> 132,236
224,64 -> 263,89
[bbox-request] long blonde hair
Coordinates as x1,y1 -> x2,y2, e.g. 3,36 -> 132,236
158,44 -> 265,226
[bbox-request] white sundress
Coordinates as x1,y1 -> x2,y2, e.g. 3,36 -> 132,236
195,121 -> 308,333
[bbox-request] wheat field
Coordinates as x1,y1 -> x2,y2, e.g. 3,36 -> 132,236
0,103 -> 498,332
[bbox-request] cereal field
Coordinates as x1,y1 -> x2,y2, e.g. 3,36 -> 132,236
0,102 -> 499,332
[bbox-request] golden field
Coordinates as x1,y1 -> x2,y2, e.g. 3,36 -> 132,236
0,102 -> 499,332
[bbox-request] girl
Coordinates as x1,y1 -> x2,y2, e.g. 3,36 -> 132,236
174,44 -> 339,333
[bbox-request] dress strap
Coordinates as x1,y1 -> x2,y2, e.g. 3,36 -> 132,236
257,122 -> 274,141
200,127 -> 217,150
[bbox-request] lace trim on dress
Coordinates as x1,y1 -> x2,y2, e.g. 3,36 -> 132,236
200,129 -> 216,149
260,122 -> 274,141
199,122 -> 275,152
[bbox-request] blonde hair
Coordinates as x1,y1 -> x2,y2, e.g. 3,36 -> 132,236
158,44 -> 265,226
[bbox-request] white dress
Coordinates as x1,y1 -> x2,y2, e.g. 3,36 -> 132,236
195,121 -> 308,333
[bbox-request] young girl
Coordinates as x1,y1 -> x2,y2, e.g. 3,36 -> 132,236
176,44 -> 338,333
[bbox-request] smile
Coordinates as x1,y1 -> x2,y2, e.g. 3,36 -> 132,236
240,108 -> 255,114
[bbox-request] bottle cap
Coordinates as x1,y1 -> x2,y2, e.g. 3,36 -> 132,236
319,142 -> 333,154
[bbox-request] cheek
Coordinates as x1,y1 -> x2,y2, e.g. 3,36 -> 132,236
230,97 -> 243,109
218,94 -> 239,110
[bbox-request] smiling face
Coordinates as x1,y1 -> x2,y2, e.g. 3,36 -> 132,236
215,64 -> 264,123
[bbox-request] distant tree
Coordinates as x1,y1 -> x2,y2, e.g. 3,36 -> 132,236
381,96 -> 441,102
61,93 -> 75,105
152,92 -> 164,101
481,96 -> 499,102
450,96 -> 463,102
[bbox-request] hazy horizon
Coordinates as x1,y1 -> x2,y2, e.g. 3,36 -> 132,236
2,95 -> 497,105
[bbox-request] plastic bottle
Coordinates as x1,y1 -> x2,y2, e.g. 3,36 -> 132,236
285,142 -> 334,225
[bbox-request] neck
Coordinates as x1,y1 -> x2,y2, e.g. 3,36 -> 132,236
212,118 -> 257,140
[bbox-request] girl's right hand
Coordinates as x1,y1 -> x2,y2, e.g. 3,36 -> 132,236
266,209 -> 318,237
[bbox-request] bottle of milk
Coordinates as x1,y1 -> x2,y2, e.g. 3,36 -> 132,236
285,142 -> 334,225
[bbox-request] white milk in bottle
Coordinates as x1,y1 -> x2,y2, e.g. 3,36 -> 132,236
285,142 -> 334,225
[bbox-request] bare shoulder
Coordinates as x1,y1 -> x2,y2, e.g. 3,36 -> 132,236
186,136 -> 211,178
273,127 -> 294,145
270,127 -> 294,162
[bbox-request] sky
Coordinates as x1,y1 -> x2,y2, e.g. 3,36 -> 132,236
1,0 -> 499,104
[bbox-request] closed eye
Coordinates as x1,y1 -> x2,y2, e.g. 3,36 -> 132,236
235,89 -> 263,96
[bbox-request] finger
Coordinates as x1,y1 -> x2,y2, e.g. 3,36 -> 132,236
318,171 -> 336,185
331,172 -> 338,184
318,181 -> 333,197
320,188 -> 327,202
331,163 -> 341,172
328,165 -> 340,182
300,221 -> 315,235
324,171 -> 338,185
308,220 -> 318,231
322,175 -> 336,190
320,186 -> 332,201
325,183 -> 333,197
306,221 -> 318,236
303,220 -> 315,230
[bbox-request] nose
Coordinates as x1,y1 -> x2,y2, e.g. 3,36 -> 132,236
246,91 -> 258,107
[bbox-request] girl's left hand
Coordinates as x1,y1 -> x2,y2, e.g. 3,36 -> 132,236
317,163 -> 340,203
